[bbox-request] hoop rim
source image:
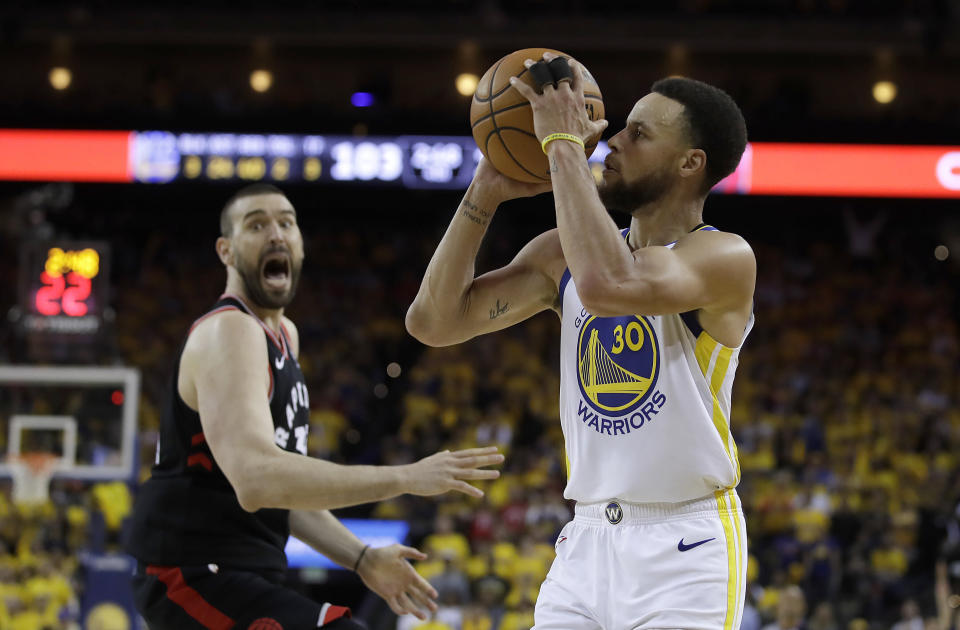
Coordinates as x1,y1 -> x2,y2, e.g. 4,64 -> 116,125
9,452 -> 59,474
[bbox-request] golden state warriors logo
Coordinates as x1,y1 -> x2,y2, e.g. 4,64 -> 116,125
577,315 -> 660,416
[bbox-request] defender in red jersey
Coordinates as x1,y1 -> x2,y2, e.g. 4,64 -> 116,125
128,184 -> 504,630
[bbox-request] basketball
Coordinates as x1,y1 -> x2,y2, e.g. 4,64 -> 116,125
470,48 -> 605,183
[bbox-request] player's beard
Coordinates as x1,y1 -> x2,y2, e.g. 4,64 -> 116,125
598,165 -> 675,216
235,247 -> 302,310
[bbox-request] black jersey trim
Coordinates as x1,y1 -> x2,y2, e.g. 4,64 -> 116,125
219,293 -> 289,358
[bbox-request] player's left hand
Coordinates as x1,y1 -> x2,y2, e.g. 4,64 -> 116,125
510,51 -> 608,147
356,544 -> 439,620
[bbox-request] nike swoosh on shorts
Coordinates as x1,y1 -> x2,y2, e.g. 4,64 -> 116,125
677,537 -> 716,552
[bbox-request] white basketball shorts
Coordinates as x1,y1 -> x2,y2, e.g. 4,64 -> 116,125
534,489 -> 747,630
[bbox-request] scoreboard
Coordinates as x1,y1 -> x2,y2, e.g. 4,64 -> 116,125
127,132 -> 526,189
18,242 -> 110,336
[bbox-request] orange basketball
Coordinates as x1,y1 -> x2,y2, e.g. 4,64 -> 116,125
470,48 -> 605,183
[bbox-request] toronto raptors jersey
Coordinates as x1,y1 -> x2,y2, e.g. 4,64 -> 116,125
127,294 -> 310,571
558,225 -> 753,504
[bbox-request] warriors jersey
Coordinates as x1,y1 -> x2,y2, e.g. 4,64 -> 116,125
558,225 -> 753,504
127,294 -> 311,571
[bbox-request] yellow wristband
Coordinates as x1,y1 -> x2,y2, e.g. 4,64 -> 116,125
541,132 -> 585,154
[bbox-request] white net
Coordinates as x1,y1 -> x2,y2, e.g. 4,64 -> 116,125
9,453 -> 57,505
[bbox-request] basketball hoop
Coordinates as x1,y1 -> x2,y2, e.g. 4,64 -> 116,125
9,452 -> 58,505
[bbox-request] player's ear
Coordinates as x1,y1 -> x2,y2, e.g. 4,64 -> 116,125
215,236 -> 233,266
678,148 -> 706,180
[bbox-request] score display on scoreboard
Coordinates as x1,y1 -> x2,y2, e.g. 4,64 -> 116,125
128,131 -> 610,189
18,242 -> 110,335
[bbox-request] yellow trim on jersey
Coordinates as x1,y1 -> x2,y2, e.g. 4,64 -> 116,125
716,490 -> 740,630
694,331 -> 715,376
694,332 -> 742,484
730,491 -> 746,622
693,224 -> 715,231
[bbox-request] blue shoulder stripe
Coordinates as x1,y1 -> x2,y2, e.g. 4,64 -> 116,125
559,268 -> 572,303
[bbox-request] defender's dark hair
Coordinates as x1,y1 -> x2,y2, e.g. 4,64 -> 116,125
220,183 -> 287,236
651,77 -> 747,194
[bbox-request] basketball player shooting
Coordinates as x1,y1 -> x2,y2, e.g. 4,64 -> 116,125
406,54 -> 755,630
127,184 -> 504,630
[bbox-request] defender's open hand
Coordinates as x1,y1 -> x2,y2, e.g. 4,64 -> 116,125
405,446 -> 503,498
357,544 -> 439,621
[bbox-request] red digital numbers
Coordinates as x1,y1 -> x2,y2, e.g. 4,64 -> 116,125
35,271 -> 91,316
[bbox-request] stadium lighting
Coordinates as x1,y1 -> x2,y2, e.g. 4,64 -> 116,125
455,73 -> 479,97
49,67 -> 72,91
872,81 -> 897,104
250,69 -> 273,93
351,92 -> 375,107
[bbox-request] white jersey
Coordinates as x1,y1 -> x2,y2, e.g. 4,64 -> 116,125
558,225 -> 753,504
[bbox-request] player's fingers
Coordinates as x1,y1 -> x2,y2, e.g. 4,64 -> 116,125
522,58 -> 556,94
510,77 -> 537,101
509,75 -> 536,101
408,584 -> 438,614
458,453 -> 504,468
400,592 -> 426,620
387,596 -> 406,617
457,468 -> 501,480
397,545 -> 428,562
410,569 -> 439,600
548,57 -> 574,92
586,120 -> 609,144
569,59 -> 585,92
451,480 -> 484,498
451,446 -> 501,458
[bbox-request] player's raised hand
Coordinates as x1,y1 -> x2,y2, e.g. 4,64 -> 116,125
472,156 -> 552,201
405,446 -> 503,498
510,52 -> 608,147
356,544 -> 438,621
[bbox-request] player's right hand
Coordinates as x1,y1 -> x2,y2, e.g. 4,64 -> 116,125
473,157 -> 552,202
404,446 -> 504,498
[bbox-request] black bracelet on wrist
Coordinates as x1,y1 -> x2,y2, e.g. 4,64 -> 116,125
353,544 -> 370,572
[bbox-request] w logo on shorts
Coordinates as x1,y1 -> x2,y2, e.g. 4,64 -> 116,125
605,501 -> 623,524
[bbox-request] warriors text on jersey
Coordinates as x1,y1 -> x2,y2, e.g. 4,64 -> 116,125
558,226 -> 753,504
127,294 -> 310,571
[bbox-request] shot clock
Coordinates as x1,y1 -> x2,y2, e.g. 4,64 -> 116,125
18,241 -> 110,336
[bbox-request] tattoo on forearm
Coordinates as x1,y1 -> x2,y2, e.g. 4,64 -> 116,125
460,200 -> 492,227
550,156 -> 559,173
489,299 -> 510,319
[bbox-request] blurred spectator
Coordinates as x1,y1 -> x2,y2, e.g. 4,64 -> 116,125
891,599 -> 924,630
763,585 -> 807,630
807,601 -> 839,630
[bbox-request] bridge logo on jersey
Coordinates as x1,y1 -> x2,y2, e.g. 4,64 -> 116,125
577,314 -> 660,416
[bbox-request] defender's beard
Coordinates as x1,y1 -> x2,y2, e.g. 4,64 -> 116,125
235,249 -> 302,310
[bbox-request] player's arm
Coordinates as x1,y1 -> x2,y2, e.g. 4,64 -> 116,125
405,159 -> 561,347
511,56 -> 754,321
185,311 -> 503,512
289,510 -> 438,620
546,135 -> 755,324
563,225 -> 755,317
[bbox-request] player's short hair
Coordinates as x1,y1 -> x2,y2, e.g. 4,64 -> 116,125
651,77 -> 747,194
220,183 -> 287,236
